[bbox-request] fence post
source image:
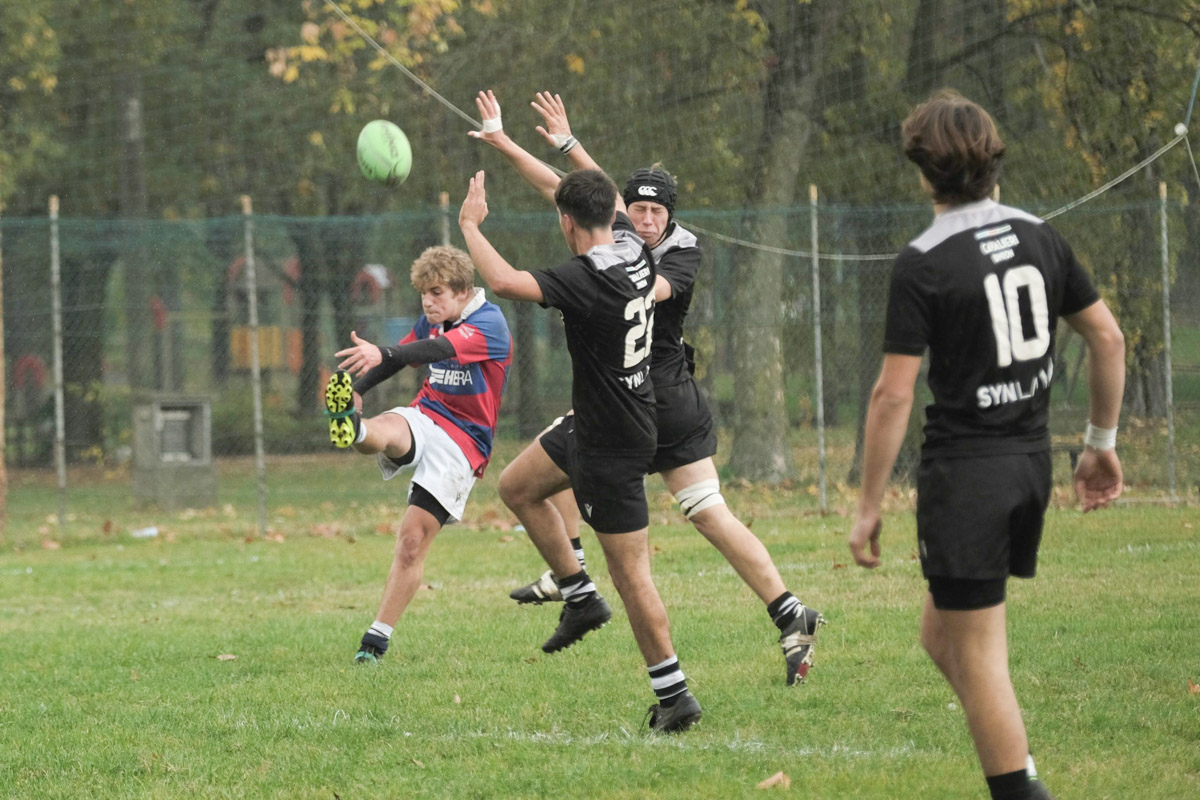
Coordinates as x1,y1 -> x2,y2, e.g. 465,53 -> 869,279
440,191 -> 451,246
1159,182 -> 1177,500
49,196 -> 68,529
241,195 -> 268,536
0,201 -> 6,537
810,185 -> 827,511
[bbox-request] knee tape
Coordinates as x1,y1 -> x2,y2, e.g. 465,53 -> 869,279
674,478 -> 724,519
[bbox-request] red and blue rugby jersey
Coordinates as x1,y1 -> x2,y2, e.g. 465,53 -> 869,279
400,289 -> 512,476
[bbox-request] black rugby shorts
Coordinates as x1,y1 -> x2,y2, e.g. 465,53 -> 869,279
916,450 -> 1052,581
649,378 -> 718,474
538,414 -> 654,534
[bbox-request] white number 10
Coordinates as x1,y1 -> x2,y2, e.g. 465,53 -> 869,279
983,265 -> 1050,367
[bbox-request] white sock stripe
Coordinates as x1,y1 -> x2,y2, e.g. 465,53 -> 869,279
560,580 -> 595,600
648,656 -> 679,673
369,621 -> 394,639
650,669 -> 686,692
775,597 -> 801,617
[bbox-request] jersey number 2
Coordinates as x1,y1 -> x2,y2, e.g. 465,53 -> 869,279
623,294 -> 655,368
983,265 -> 1050,367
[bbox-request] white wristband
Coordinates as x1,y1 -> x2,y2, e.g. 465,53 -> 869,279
555,135 -> 578,154
481,117 -> 502,134
1084,422 -> 1117,451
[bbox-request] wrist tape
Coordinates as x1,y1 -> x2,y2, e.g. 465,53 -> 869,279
1084,422 -> 1117,451
554,134 -> 578,154
481,117 -> 502,134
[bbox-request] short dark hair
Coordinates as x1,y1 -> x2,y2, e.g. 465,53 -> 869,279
902,89 -> 1006,205
554,169 -> 618,230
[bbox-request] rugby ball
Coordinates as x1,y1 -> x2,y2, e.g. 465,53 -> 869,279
357,120 -> 412,186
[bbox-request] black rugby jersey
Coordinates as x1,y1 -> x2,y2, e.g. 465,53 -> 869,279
883,199 -> 1100,456
648,222 -> 702,389
533,214 -> 658,455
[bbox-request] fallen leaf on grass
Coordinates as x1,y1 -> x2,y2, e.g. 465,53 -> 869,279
265,531 -> 286,543
832,561 -> 847,570
41,539 -> 62,550
130,669 -> 140,681
1188,678 -> 1199,695
757,771 -> 791,789
412,758 -> 425,768
103,520 -> 114,534
215,654 -> 237,661
453,694 -> 461,704
498,535 -> 514,543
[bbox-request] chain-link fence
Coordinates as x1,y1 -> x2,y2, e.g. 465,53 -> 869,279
4,190 -> 1198,527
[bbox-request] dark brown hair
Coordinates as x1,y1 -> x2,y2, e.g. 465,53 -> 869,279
554,169 -> 618,229
902,89 -> 1006,204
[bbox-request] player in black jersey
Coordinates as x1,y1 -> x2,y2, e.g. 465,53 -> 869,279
848,91 -> 1125,800
458,167 -> 701,733
470,89 -> 824,686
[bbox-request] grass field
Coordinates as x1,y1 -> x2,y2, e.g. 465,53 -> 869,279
1,454 -> 1198,799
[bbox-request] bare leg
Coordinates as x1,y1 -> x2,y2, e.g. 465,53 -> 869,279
595,528 -> 675,666
549,488 -> 583,549
661,458 -> 786,604
497,441 -> 577,577
374,503 -> 443,626
922,595 -> 1029,777
352,412 -> 415,462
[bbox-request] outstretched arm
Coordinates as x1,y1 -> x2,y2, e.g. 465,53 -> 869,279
1065,299 -> 1125,512
336,330 -> 455,395
531,91 -> 627,215
467,90 -> 560,203
458,170 -> 544,303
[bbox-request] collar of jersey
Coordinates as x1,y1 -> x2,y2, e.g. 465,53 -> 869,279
935,198 -> 997,219
445,287 -> 486,329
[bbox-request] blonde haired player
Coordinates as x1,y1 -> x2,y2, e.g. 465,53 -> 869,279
325,245 -> 513,663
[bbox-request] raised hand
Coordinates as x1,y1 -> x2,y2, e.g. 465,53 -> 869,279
336,331 -> 382,377
458,170 -> 489,230
531,91 -> 573,148
466,90 -> 505,147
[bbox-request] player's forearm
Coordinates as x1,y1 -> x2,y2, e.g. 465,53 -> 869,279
1085,332 -> 1125,429
565,143 -> 601,173
857,384 -> 914,514
489,134 -> 560,202
460,224 -> 523,298
352,338 -> 456,394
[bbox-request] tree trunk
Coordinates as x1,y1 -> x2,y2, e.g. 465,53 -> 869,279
117,69 -> 154,392
61,252 -> 114,461
728,0 -> 840,482
0,213 -> 7,538
287,220 -> 325,417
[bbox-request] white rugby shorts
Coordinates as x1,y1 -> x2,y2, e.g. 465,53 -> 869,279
375,406 -> 476,523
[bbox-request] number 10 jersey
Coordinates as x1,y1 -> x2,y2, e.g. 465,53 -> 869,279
883,199 -> 1101,457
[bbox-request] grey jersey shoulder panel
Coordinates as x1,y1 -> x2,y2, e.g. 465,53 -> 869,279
652,223 -> 698,259
587,230 -> 648,271
909,200 -> 1044,254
